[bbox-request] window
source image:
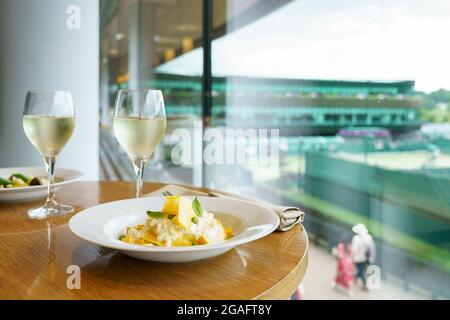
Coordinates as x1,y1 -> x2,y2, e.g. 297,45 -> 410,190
100,0 -> 450,299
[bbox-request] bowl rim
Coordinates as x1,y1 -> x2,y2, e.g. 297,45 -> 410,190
69,196 -> 279,253
0,167 -> 83,193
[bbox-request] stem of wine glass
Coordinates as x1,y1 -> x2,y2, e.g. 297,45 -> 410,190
44,156 -> 57,207
132,158 -> 147,198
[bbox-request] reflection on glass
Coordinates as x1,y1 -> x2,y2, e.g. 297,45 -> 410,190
205,0 -> 450,300
99,0 -> 450,299
99,0 -> 203,185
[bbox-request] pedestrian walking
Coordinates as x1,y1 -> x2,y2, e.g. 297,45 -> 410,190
351,223 -> 376,290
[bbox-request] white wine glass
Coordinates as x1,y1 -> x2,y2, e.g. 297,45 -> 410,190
112,89 -> 166,198
23,90 -> 75,219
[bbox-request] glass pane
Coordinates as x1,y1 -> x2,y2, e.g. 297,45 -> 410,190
100,0 -> 203,185
207,0 -> 450,299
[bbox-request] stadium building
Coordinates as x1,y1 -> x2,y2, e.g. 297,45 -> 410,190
115,73 -> 423,135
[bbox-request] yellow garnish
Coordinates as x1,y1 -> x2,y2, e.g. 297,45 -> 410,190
142,230 -> 163,246
165,196 -> 197,229
162,196 -> 180,215
197,235 -> 208,245
135,238 -> 146,245
225,226 -> 234,239
122,235 -> 133,243
173,236 -> 192,246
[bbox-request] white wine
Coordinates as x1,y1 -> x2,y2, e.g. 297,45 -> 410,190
113,117 -> 166,160
23,115 -> 75,157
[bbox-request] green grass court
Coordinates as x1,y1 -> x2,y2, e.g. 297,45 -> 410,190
335,150 -> 450,171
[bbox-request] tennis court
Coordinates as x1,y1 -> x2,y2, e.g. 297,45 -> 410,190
335,150 -> 450,171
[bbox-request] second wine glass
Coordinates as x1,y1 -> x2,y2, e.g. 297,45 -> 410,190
112,89 -> 166,198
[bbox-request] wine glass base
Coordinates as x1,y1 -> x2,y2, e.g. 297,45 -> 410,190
28,203 -> 74,219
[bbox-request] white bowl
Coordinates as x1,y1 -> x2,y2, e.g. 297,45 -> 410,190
69,196 -> 279,263
0,167 -> 83,202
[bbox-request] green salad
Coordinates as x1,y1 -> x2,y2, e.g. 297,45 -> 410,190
0,173 -> 43,189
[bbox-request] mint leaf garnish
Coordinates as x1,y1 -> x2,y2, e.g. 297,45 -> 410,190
192,197 -> 203,217
147,211 -> 164,218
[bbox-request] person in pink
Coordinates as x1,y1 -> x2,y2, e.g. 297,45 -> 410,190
332,238 -> 354,295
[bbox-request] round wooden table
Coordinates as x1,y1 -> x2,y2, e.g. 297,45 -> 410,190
0,182 -> 308,299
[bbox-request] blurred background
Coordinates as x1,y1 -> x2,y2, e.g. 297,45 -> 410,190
1,0 -> 449,299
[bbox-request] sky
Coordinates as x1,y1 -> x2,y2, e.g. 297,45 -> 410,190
156,0 -> 450,93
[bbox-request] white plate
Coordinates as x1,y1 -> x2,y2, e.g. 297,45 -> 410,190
69,196 -> 279,263
0,167 -> 83,202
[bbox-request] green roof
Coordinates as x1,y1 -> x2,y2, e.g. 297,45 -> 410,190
149,73 -> 416,95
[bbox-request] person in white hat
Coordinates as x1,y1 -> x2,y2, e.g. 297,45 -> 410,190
351,223 -> 376,290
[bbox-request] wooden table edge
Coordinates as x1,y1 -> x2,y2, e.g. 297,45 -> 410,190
255,227 -> 309,300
